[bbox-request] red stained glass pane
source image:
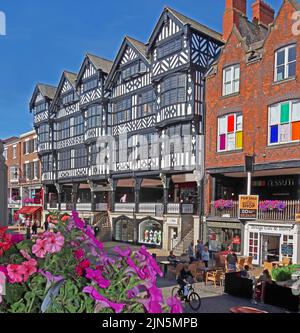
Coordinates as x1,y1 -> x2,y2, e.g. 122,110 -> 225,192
227,115 -> 235,133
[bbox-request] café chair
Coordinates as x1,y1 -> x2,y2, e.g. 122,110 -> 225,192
205,270 -> 225,287
189,263 -> 204,282
244,256 -> 253,270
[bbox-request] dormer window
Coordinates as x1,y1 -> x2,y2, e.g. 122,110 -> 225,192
275,45 -> 296,82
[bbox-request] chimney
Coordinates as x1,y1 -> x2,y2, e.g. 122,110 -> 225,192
252,0 -> 275,27
223,0 -> 247,40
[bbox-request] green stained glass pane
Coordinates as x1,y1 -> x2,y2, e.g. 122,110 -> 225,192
281,103 -> 290,124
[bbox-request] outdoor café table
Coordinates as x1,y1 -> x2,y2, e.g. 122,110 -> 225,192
159,261 -> 171,278
230,307 -> 268,314
271,261 -> 284,268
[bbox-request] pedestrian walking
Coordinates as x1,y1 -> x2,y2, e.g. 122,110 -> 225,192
25,217 -> 31,240
195,240 -> 204,261
188,241 -> 195,263
32,221 -> 38,235
44,219 -> 49,232
202,246 -> 210,268
226,247 -> 238,272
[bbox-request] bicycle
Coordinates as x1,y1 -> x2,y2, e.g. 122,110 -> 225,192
172,283 -> 201,311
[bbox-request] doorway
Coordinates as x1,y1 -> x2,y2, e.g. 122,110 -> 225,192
261,234 -> 280,264
169,227 -> 178,251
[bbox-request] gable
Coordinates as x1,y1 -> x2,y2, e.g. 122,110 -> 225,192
83,62 -> 97,80
157,16 -> 182,43
35,92 -> 44,104
121,46 -> 139,66
61,79 -> 73,94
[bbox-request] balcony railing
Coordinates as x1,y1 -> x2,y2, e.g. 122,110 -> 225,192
139,203 -> 164,214
95,203 -> 108,212
167,203 -> 195,215
114,203 -> 136,212
210,200 -> 300,222
76,203 -> 92,211
8,198 -> 22,205
47,202 -> 58,210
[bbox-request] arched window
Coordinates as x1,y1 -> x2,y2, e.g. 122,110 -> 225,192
139,219 -> 162,246
115,218 -> 134,243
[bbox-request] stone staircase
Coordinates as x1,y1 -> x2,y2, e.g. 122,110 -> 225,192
172,228 -> 194,256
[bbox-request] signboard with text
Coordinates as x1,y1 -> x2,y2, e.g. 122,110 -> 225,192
238,195 -> 259,220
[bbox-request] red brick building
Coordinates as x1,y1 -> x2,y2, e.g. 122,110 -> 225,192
204,0 -> 300,265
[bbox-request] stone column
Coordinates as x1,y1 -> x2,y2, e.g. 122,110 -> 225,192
55,183 -> 62,211
88,181 -> 96,212
160,173 -> 170,215
0,141 -> 8,226
134,178 -> 142,214
108,178 -> 117,212
72,184 -> 79,211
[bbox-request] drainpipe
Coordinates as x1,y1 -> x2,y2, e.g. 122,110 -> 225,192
0,141 -> 8,226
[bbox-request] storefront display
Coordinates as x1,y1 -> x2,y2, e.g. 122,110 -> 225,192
208,226 -> 241,253
139,220 -> 162,247
245,223 -> 299,266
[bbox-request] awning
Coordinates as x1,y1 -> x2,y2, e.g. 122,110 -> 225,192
17,206 -> 42,215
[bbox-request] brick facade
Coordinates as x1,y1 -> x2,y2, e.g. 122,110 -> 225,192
205,0 -> 300,215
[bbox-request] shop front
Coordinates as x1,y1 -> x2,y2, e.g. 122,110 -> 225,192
114,217 -> 135,243
244,222 -> 300,266
138,218 -> 162,248
206,221 -> 242,254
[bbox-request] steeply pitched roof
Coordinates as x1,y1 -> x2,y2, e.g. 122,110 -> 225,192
166,7 -> 224,43
63,71 -> 77,87
86,54 -> 113,74
125,36 -> 148,59
237,15 -> 268,46
37,84 -> 57,100
288,0 -> 300,11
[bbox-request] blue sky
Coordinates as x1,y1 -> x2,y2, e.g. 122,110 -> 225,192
0,0 -> 282,139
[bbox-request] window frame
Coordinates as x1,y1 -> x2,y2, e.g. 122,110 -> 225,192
268,99 -> 300,146
274,44 -> 296,82
217,113 -> 243,153
161,74 -> 187,108
222,64 -> 240,96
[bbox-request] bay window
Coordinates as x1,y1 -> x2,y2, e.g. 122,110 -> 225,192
137,90 -> 155,118
73,115 -> 84,136
74,147 -> 88,168
275,45 -> 296,82
161,74 -> 186,108
218,114 -> 243,152
58,150 -> 71,171
87,105 -> 102,129
269,100 -> 300,145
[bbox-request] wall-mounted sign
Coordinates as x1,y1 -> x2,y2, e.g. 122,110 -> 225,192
238,195 -> 259,220
281,244 -> 293,257
166,218 -> 178,225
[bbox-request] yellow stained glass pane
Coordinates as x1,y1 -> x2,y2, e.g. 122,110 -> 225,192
236,131 -> 243,149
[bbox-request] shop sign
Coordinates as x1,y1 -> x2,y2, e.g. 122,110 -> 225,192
238,195 -> 259,220
281,244 -> 293,257
166,218 -> 178,225
249,225 -> 292,233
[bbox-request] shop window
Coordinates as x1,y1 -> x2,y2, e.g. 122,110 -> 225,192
218,114 -> 243,152
269,100 -> 300,145
139,220 -> 162,247
249,232 -> 259,261
282,235 -> 293,259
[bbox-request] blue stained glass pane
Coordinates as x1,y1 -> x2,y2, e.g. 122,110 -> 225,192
270,125 -> 279,144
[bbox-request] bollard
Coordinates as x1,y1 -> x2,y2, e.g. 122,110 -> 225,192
0,140 -> 8,226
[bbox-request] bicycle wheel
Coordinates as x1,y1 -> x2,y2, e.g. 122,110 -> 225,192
172,287 -> 181,298
188,292 -> 201,311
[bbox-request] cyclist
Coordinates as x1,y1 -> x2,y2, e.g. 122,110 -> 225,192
177,263 -> 195,301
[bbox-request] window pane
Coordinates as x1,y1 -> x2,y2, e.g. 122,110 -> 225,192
288,46 -> 296,62
233,80 -> 240,93
219,134 -> 226,151
270,105 -> 280,125
276,66 -> 285,81
227,133 -> 235,151
292,102 -> 300,121
279,124 -> 290,143
227,115 -> 235,133
224,68 -> 232,83
219,117 -> 226,134
234,66 -> 240,80
270,125 -> 279,144
281,103 -> 290,124
292,121 -> 300,141
276,50 -> 285,66
225,83 -> 231,95
236,131 -> 243,149
288,62 -> 296,78
236,115 -> 243,131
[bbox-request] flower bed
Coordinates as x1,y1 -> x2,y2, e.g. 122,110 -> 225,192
0,212 -> 182,313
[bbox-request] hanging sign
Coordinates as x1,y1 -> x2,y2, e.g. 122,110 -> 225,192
238,195 -> 259,220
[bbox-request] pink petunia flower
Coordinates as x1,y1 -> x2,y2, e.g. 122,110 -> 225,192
45,232 -> 64,254
73,249 -> 85,261
75,260 -> 90,277
7,264 -> 26,284
166,296 -> 183,314
22,259 -> 38,282
83,286 -> 125,313
85,268 -> 110,289
32,239 -> 48,258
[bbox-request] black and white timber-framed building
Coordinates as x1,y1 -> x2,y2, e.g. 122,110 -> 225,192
29,6 -> 224,251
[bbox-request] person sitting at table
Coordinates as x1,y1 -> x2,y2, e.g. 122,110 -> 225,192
167,251 -> 177,267
177,263 -> 195,301
256,269 -> 274,302
240,265 -> 251,279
